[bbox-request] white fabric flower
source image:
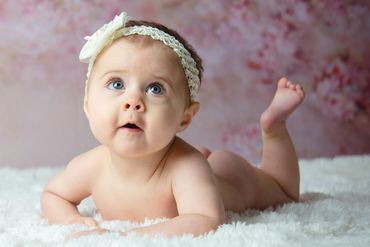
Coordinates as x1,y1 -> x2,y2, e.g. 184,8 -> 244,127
79,12 -> 129,64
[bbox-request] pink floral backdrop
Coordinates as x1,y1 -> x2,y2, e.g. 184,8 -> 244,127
0,0 -> 369,167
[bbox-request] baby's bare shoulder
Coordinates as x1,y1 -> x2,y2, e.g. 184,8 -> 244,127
67,145 -> 106,171
44,145 -> 107,204
167,138 -> 212,177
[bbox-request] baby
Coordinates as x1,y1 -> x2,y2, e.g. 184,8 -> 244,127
41,12 -> 305,237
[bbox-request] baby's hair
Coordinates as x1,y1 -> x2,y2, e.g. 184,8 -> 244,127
125,20 -> 204,85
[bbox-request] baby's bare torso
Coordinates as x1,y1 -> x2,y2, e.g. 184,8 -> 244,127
92,165 -> 178,221
85,139 -> 247,221
87,144 -> 190,222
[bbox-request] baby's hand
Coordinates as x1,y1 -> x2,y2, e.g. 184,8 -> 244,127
70,227 -> 110,239
67,216 -> 99,228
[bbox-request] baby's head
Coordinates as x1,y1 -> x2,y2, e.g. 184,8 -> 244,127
80,12 -> 203,105
79,12 -> 204,155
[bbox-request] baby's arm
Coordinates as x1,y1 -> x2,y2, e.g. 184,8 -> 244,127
127,153 -> 225,237
41,152 -> 98,226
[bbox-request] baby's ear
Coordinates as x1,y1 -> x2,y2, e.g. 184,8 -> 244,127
178,102 -> 200,132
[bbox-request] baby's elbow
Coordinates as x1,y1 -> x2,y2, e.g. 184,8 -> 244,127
41,190 -> 57,204
293,194 -> 300,203
208,213 -> 226,230
40,191 -> 57,213
216,213 -> 226,226
40,191 -> 50,206
287,192 -> 300,204
206,217 -> 225,235
40,191 -> 52,219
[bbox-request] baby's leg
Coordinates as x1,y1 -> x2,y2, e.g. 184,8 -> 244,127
207,78 -> 304,210
258,77 -> 304,202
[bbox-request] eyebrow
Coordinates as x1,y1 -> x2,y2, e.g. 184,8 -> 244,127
153,73 -> 173,84
100,70 -> 126,79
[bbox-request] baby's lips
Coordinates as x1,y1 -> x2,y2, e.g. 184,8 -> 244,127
121,123 -> 142,130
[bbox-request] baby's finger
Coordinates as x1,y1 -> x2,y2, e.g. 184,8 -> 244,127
83,217 -> 99,228
70,228 -> 108,239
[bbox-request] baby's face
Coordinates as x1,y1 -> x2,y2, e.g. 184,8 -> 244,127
84,37 -> 196,156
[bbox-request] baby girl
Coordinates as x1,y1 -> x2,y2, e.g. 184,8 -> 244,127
41,12 -> 305,237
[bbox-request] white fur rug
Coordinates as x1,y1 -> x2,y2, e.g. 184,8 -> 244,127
1,155 -> 369,246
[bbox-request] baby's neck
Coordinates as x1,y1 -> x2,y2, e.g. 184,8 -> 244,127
104,139 -> 175,183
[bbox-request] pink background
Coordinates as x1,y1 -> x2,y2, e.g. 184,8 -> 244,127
0,0 -> 369,168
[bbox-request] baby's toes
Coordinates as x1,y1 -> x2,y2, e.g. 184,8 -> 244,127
277,77 -> 288,88
295,84 -> 305,98
287,81 -> 296,90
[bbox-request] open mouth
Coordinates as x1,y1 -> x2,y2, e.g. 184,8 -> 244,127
121,123 -> 142,130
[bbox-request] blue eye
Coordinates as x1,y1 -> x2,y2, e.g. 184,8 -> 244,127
147,83 -> 164,95
107,79 -> 125,90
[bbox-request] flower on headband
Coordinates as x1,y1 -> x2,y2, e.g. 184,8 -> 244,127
79,12 -> 129,64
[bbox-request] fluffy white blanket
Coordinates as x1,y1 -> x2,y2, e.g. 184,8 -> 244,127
1,155 -> 369,246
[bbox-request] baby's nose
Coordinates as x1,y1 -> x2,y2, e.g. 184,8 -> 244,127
123,98 -> 145,112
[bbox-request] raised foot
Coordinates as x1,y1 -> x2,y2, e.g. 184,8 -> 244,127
260,77 -> 305,133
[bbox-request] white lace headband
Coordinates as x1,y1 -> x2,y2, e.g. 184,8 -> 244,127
79,12 -> 200,100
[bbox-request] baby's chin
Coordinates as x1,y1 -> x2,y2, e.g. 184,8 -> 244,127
107,141 -> 170,158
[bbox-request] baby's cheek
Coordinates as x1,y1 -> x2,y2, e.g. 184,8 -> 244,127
88,119 -> 105,142
165,111 -> 184,131
151,110 -> 176,129
88,110 -> 114,142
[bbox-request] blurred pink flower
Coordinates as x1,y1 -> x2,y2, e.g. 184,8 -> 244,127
312,56 -> 370,121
